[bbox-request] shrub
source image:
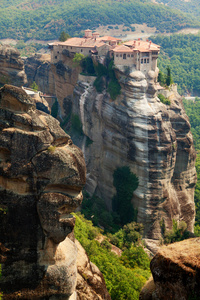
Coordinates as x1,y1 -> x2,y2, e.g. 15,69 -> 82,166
93,76 -> 104,93
163,220 -> 190,244
158,93 -> 171,105
74,213 -> 150,300
30,81 -> 38,92
81,56 -> 95,75
51,99 -> 59,118
73,53 -> 85,67
71,114 -> 83,135
108,79 -> 121,100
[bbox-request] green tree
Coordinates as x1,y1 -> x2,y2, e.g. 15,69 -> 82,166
73,53 -> 85,67
59,31 -> 70,42
30,81 -> 38,92
112,167 -> 139,225
166,66 -> 173,86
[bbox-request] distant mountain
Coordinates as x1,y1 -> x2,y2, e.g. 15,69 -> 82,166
0,0 -> 199,41
150,0 -> 200,17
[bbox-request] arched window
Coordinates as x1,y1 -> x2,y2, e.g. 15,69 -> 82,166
123,54 -> 126,59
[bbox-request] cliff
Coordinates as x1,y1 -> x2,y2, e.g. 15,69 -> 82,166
140,238 -> 200,300
24,53 -> 55,95
0,85 -> 110,299
0,45 -> 27,87
24,53 -> 81,116
70,66 -> 196,248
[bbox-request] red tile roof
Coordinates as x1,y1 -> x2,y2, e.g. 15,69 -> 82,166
113,45 -> 134,53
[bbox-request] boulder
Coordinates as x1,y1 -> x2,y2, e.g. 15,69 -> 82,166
0,45 -> 27,87
140,238 -> 200,300
0,84 -> 108,299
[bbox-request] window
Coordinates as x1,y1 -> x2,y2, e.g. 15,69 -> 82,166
147,58 -> 149,63
123,54 -> 126,59
120,54 -> 122,57
71,47 -> 72,49
81,49 -> 83,52
141,59 -> 143,64
144,58 -> 146,63
57,51 -> 59,54
127,54 -> 130,57
89,50 -> 91,53
55,56 -> 57,59
131,54 -> 133,57
116,54 -> 118,57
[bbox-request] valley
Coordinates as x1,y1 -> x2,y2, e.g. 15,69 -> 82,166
1,0 -> 200,299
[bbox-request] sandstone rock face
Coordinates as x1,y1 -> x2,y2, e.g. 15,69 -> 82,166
0,84 -> 86,299
75,240 -> 111,300
25,54 -> 80,117
71,67 -> 196,243
140,238 -> 200,300
24,53 -> 55,95
0,45 -> 27,87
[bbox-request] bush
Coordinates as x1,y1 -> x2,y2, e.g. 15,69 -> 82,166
158,93 -> 171,105
93,76 -> 105,93
73,53 -> 85,67
81,56 -> 96,75
74,213 -> 150,300
163,220 -> 190,244
51,99 -> 59,118
108,79 -> 121,100
71,114 -> 83,135
30,81 -> 38,92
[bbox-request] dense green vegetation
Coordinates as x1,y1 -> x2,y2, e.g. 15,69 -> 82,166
160,219 -> 190,244
151,34 -> 200,95
181,99 -> 200,236
151,0 -> 200,17
93,59 -> 121,100
15,40 -> 45,56
157,93 -> 170,106
82,166 -> 139,231
182,98 -> 200,232
74,213 -> 150,300
112,167 -> 139,225
0,0 -> 199,40
51,99 -> 59,118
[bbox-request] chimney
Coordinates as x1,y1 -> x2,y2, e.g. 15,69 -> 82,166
149,41 -> 152,49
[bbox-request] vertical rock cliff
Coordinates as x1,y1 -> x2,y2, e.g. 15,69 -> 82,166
0,85 -> 110,299
0,45 -> 27,87
71,67 -> 196,245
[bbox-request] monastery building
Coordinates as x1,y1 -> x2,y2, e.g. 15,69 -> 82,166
49,29 -> 160,73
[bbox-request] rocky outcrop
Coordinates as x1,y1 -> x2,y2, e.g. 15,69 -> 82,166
24,54 -> 81,116
24,53 -> 55,95
0,84 -> 109,299
71,67 -> 196,245
140,238 -> 200,300
0,45 -> 27,87
76,240 -> 111,300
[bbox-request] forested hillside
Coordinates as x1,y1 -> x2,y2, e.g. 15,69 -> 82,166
151,34 -> 200,95
150,0 -> 200,17
0,0 -> 199,40
182,99 -> 200,234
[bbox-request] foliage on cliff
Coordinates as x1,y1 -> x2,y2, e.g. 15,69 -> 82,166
93,59 -> 121,100
0,0 -> 199,40
183,98 -> 200,233
74,213 -> 150,300
151,34 -> 200,95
